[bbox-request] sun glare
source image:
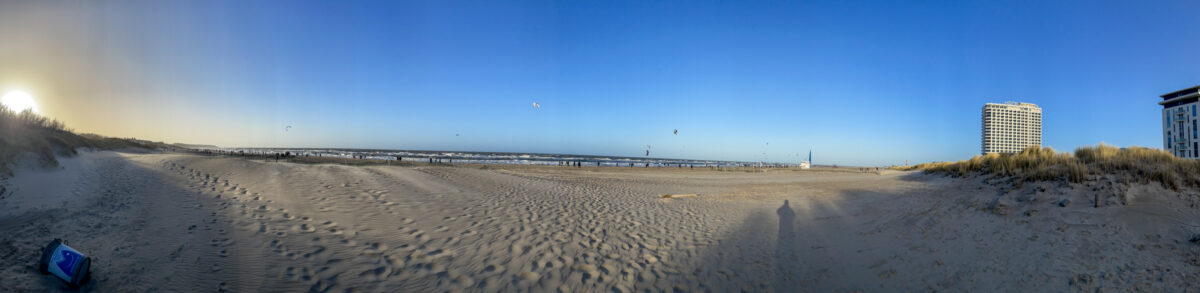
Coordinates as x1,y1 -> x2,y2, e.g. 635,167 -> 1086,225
2,91 -> 38,113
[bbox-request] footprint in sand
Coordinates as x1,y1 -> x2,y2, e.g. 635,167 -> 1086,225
481,264 -> 506,276
285,266 -> 315,282
364,242 -> 388,254
308,245 -> 326,256
382,253 -> 405,266
325,258 -> 344,266
360,265 -> 391,281
284,266 -> 298,280
309,276 -> 339,292
416,262 -> 447,276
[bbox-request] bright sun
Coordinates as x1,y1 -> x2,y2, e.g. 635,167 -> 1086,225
1,91 -> 38,113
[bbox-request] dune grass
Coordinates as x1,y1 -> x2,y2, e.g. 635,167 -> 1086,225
900,144 -> 1200,190
0,106 -> 165,177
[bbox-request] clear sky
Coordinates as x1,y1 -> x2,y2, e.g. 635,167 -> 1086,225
2,0 -> 1199,166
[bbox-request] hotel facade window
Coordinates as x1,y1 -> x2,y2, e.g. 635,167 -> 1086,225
1160,85 -> 1200,159
981,102 -> 1042,155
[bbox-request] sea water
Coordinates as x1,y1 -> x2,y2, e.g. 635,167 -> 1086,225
211,148 -> 796,168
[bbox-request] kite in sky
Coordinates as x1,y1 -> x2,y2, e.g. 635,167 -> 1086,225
532,102 -> 541,110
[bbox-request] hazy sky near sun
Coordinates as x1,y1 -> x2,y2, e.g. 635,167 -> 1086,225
2,0 -> 1200,165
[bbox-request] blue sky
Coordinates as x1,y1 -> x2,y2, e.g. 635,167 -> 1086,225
3,0 -> 1200,166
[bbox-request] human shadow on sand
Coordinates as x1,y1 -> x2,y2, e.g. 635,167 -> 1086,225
687,189 -> 901,291
775,200 -> 798,283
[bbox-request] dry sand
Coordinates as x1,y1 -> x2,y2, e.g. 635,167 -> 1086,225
1,150 -> 1199,292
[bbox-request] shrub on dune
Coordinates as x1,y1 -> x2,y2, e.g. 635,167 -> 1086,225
911,143 -> 1195,190
0,105 -> 164,177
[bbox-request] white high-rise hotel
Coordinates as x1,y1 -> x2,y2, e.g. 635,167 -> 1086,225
981,102 -> 1042,155
1160,85 -> 1200,158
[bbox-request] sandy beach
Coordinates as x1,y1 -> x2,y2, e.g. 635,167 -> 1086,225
1,150 -> 1198,292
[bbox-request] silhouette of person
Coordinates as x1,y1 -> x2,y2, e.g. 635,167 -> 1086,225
776,200 -> 798,282
777,200 -> 796,242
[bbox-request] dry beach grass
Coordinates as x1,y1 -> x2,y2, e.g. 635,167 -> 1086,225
899,144 -> 1200,190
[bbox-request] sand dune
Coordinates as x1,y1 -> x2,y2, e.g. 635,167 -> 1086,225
1,150 -> 1198,291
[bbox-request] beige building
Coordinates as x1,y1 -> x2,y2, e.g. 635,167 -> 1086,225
981,102 -> 1042,155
